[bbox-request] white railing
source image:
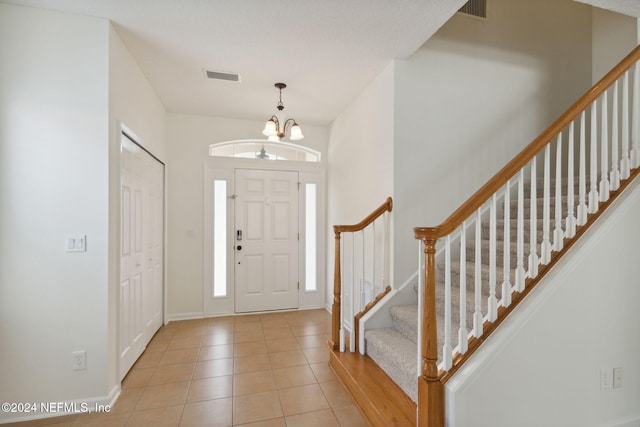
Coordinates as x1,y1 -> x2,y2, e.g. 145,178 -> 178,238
331,198 -> 393,353
415,48 -> 640,386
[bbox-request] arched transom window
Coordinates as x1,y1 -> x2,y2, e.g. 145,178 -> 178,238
209,139 -> 321,162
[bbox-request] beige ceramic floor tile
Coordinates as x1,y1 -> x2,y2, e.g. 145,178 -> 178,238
133,351 -> 164,369
332,403 -> 368,427
272,365 -> 317,389
179,398 -> 232,427
295,334 -> 330,349
233,354 -> 271,374
233,329 -> 265,344
160,348 -> 200,366
277,384 -> 330,416
302,347 -> 329,364
192,358 -> 234,379
232,391 -> 282,425
319,380 -> 353,408
71,412 -> 131,426
265,338 -> 299,354
233,341 -> 268,357
167,336 -> 203,351
262,327 -> 294,340
268,350 -> 307,370
198,344 -> 233,361
202,331 -> 234,347
135,382 -> 190,411
186,376 -> 233,402
233,370 -> 276,396
122,367 -> 156,389
284,408 -> 340,427
125,405 -> 183,427
147,363 -> 195,385
110,387 -> 144,414
309,363 -> 336,383
232,417 -> 285,427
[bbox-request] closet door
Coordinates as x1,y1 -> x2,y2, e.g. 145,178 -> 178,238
119,133 -> 164,381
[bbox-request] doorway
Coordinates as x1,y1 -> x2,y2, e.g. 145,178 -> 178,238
119,132 -> 165,381
234,169 -> 299,312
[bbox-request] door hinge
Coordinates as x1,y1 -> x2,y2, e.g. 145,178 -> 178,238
297,282 -> 300,290
298,182 -> 301,190
297,232 -> 300,241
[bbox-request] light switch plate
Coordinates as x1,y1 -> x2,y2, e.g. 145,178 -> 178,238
66,234 -> 86,252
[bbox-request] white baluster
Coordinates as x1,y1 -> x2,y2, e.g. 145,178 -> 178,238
372,222 -> 377,295
621,71 -> 631,179
600,92 -> 610,202
502,182 -> 512,308
632,63 -> 640,168
515,169 -> 526,292
473,209 -> 483,338
488,194 -> 498,322
528,157 -> 539,278
354,231 -> 361,352
459,222 -> 468,354
541,144 -> 552,264
566,122 -> 577,237
611,81 -> 621,191
589,102 -> 599,214
443,235 -> 453,370
554,133 -> 564,252
577,111 -> 588,226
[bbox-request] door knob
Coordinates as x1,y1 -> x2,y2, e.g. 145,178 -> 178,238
236,245 -> 242,251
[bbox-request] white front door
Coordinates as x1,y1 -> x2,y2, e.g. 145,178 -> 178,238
234,169 -> 299,313
120,133 -> 164,380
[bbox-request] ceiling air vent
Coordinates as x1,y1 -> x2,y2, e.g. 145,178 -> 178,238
458,0 -> 487,18
205,70 -> 241,82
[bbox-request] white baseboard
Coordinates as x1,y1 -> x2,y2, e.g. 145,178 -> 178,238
165,311 -> 205,323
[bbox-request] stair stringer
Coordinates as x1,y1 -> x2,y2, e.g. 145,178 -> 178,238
443,178 -> 640,427
359,271 -> 418,355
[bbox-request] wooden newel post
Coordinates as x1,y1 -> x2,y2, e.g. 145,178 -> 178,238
415,228 -> 444,427
330,229 -> 342,350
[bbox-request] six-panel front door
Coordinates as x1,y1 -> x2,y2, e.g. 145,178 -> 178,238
234,169 -> 299,313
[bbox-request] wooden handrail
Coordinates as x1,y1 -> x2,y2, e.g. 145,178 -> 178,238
334,197 -> 393,233
415,43 -> 640,241
330,197 -> 393,352
414,44 -> 640,427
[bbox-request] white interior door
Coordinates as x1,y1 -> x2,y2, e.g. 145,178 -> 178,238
120,133 -> 164,380
234,169 -> 299,313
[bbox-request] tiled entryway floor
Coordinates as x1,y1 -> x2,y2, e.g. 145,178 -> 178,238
10,309 -> 367,426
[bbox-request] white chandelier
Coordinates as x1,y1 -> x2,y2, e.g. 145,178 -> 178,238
262,83 -> 304,142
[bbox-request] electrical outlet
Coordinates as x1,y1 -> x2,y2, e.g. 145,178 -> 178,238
72,350 -> 86,371
600,368 -> 612,390
613,367 -> 623,388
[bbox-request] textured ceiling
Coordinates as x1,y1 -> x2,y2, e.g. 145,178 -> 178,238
1,0 -> 468,125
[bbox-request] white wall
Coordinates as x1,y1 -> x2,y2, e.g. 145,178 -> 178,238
447,179 -> 640,427
326,62 -> 395,308
108,25 -> 167,393
591,7 -> 639,84
166,113 -> 327,319
393,0 -> 594,283
0,4 -> 112,422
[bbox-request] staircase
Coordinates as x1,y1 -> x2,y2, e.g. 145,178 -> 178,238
364,183 -> 572,402
330,44 -> 640,427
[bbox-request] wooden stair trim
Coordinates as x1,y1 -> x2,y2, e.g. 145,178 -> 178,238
354,285 -> 393,353
329,347 -> 416,427
438,166 -> 640,383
